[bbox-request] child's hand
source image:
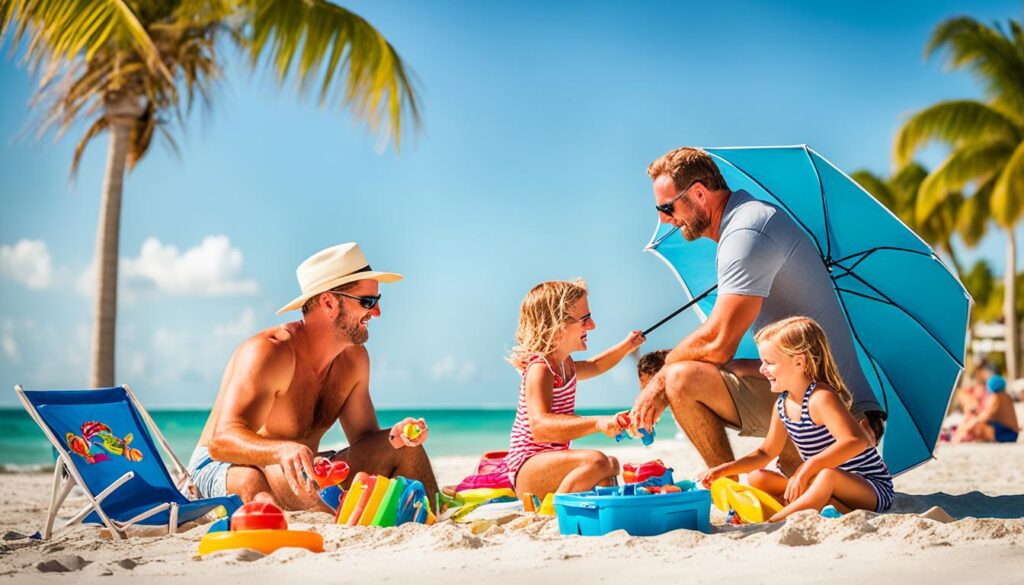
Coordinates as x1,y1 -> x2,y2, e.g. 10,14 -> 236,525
784,464 -> 813,503
596,415 -> 624,439
697,464 -> 728,488
624,330 -> 645,349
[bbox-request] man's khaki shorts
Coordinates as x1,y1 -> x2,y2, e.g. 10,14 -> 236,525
720,368 -> 776,437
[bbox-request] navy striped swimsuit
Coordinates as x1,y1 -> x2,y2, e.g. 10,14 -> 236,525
778,383 -> 894,513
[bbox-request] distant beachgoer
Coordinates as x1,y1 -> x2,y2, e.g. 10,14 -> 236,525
500,280 -> 645,496
698,317 -> 894,520
188,243 -> 438,511
633,147 -> 886,475
952,375 -> 1020,444
956,360 -> 992,416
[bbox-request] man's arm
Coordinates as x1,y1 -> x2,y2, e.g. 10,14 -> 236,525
664,293 -> 763,365
335,345 -> 383,446
631,293 -> 761,429
208,338 -> 317,495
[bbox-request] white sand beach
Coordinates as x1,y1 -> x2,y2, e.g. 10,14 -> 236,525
2,409 -> 1023,585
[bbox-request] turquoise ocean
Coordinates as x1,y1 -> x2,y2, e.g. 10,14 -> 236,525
1,408 -> 682,472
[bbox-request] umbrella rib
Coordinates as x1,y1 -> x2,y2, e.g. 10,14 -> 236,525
838,270 -> 965,368
804,146 -> 833,262
832,246 -> 936,271
706,153 -> 827,260
832,283 -> 937,454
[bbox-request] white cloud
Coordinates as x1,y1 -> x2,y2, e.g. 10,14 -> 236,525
0,239 -> 54,289
2,320 -> 20,363
213,307 -> 256,340
78,236 -> 259,298
430,355 -> 477,383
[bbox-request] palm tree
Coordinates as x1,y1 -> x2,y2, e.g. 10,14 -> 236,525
1,0 -> 419,387
893,16 -> 1024,381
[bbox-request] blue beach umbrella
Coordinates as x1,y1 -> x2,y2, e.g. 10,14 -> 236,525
644,145 -> 971,475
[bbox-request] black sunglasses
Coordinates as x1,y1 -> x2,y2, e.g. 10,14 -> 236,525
327,291 -> 381,310
655,179 -> 699,215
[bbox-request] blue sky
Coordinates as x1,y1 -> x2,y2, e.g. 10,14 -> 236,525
1,0 -> 1021,408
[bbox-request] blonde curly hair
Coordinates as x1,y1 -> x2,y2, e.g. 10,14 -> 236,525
508,279 -> 588,370
754,316 -> 853,409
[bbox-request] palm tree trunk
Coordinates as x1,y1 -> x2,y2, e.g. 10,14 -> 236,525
89,94 -> 143,388
1005,229 -> 1019,383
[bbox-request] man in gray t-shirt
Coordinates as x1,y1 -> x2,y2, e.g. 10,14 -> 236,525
632,147 -> 885,472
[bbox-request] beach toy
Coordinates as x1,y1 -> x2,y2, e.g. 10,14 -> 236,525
312,458 -> 350,488
820,505 -> 842,519
198,530 -> 324,556
709,478 -> 783,524
522,493 -> 538,512
396,479 -> 436,525
370,476 -> 408,526
613,413 -> 655,446
403,422 -> 423,440
206,517 -> 230,534
230,501 -> 287,532
318,484 -> 344,513
622,460 -> 669,484
455,487 -> 517,506
554,485 -> 711,536
336,472 -> 369,524
356,476 -> 392,525
537,493 -> 556,516
198,502 -> 324,556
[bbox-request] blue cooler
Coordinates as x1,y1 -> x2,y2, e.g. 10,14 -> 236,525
554,484 -> 711,536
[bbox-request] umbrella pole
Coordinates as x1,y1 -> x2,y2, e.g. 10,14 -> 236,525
643,285 -> 718,336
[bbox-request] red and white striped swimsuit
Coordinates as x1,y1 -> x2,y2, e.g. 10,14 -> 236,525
501,355 -> 578,480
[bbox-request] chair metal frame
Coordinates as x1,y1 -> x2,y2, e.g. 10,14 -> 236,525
15,384 -> 205,540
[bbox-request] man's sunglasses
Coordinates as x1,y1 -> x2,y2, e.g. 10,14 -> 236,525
655,179 -> 700,215
327,291 -> 381,310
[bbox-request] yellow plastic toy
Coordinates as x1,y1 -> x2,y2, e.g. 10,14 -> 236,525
537,493 -> 556,516
403,422 -> 422,440
198,529 -> 324,555
356,476 -> 392,526
710,477 -> 783,523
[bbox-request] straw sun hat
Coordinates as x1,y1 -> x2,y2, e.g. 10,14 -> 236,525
276,243 -> 403,314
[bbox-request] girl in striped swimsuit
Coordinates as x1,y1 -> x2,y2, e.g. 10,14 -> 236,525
501,280 -> 645,497
699,316 -> 894,521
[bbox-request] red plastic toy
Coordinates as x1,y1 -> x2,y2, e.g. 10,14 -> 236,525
230,501 -> 288,532
622,460 -> 668,484
313,458 -> 350,488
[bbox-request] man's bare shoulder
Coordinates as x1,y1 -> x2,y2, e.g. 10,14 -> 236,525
231,323 -> 300,381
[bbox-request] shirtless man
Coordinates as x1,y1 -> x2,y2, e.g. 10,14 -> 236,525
186,243 -> 438,511
953,374 -> 1020,444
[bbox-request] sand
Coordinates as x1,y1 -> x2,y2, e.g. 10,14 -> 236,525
2,411 -> 1023,584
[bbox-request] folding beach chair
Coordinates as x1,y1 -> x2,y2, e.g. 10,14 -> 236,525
15,384 -> 241,540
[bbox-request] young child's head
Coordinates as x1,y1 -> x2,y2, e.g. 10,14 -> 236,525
637,349 -> 669,388
508,279 -> 592,369
754,316 -> 852,408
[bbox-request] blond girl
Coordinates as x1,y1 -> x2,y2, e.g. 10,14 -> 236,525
501,280 -> 644,496
699,316 -> 893,520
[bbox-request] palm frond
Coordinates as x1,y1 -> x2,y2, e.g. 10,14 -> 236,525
915,141 -> 1014,221
957,177 -> 993,247
926,16 -> 1024,113
242,0 -> 420,149
990,139 -> 1024,227
1,0 -> 170,81
894,99 -> 1020,165
70,115 -> 108,177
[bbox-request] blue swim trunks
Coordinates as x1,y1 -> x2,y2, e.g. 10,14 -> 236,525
989,421 -> 1020,443
185,446 -> 231,499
